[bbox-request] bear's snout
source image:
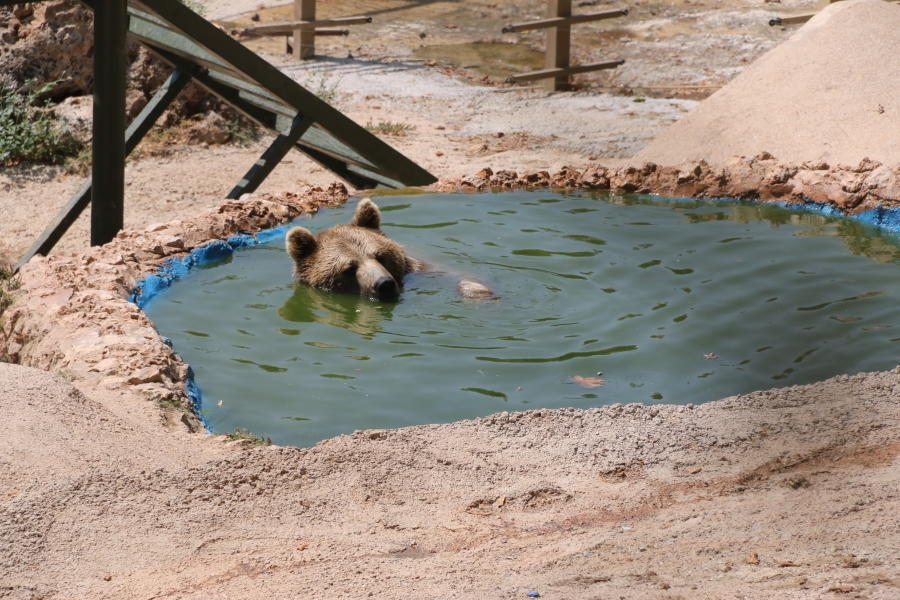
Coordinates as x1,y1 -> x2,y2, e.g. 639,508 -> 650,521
373,275 -> 398,300
357,260 -> 399,300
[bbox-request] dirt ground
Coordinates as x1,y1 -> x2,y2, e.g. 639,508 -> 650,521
3,0 -> 900,598
4,363 -> 900,599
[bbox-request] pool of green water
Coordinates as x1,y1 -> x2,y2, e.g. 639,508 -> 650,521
144,191 -> 900,446
412,42 -> 545,79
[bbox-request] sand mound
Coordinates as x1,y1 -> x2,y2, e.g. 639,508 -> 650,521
635,0 -> 900,167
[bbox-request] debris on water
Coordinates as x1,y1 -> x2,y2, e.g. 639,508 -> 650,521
217,400 -> 224,406
704,352 -> 718,359
516,386 -> 522,391
597,371 -> 603,376
569,375 -> 605,388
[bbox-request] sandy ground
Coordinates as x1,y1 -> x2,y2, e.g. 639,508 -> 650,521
4,362 -> 900,599
636,0 -> 900,167
3,1 -> 900,598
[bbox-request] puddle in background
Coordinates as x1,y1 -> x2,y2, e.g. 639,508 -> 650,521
144,191 -> 900,446
413,42 -> 545,78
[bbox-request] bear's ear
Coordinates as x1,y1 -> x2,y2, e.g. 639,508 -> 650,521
351,198 -> 381,230
286,227 -> 317,262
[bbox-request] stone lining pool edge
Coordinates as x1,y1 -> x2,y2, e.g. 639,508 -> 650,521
5,161 -> 900,441
131,225 -> 295,428
0,187 -> 348,436
128,184 -> 900,434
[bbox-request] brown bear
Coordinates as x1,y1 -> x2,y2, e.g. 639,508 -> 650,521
286,198 -> 492,301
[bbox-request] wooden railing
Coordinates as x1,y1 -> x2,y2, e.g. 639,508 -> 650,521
503,1 -> 627,91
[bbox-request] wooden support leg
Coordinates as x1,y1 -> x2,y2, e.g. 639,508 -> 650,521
293,0 -> 316,60
226,114 -> 313,199
92,0 -> 127,246
545,0 -> 572,92
15,70 -> 193,272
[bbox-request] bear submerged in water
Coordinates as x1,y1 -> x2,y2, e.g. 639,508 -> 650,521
286,198 -> 493,301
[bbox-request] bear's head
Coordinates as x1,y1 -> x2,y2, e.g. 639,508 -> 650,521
286,198 -> 416,301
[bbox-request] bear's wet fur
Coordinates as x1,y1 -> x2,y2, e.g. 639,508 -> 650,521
286,198 -> 422,300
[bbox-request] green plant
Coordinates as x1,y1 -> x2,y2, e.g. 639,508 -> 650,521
301,72 -> 340,104
66,147 -> 92,175
365,120 -> 417,136
180,0 -> 207,16
0,268 -> 20,332
225,118 -> 261,146
226,427 -> 272,446
55,369 -> 76,382
159,398 -> 188,412
0,81 -> 82,166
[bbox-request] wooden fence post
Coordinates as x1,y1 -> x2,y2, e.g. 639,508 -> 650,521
545,0 -> 572,92
294,0 -> 316,60
91,0 -> 127,246
502,4 -> 626,88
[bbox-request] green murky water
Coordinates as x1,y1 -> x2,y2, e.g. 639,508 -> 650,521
144,191 -> 900,447
413,42 -> 545,78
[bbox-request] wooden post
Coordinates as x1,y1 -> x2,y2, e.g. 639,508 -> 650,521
293,0 -> 316,60
91,0 -> 127,246
545,0 -> 571,92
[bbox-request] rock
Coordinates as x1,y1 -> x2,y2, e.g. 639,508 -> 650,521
185,112 -> 230,145
127,367 -> 164,385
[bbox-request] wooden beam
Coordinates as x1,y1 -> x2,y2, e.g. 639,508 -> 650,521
545,0 -> 571,92
14,70 -> 193,272
294,0 -> 315,60
136,0 -> 436,185
242,16 -> 370,35
502,9 -> 627,33
226,113 -> 313,198
768,12 -> 816,26
506,59 -> 625,83
91,0 -> 127,246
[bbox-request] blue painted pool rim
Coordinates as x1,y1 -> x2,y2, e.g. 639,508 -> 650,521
129,194 -> 900,425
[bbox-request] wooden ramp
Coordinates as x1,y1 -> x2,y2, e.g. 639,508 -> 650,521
14,0 -> 436,270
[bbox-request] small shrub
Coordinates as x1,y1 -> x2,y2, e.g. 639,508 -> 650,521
159,398 -> 188,412
0,81 -> 82,166
0,268 -> 20,332
226,427 -> 272,446
365,120 -> 416,136
225,118 -> 262,146
301,73 -> 340,104
180,0 -> 207,16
